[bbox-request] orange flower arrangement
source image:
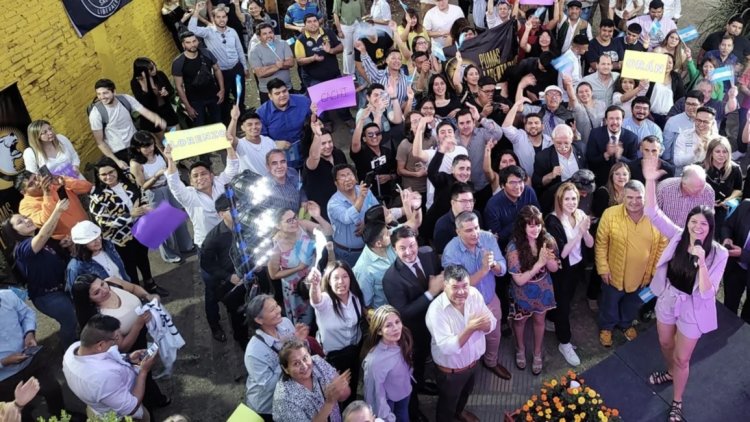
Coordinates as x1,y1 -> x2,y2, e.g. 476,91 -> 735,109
508,371 -> 624,422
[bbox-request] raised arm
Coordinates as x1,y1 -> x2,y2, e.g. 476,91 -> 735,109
30,199 -> 69,253
642,157 -> 680,238
411,116 -> 432,162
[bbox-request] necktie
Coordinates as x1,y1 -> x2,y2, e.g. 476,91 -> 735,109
412,263 -> 427,289
545,112 -> 556,136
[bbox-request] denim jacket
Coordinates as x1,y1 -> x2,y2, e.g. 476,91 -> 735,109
66,239 -> 130,293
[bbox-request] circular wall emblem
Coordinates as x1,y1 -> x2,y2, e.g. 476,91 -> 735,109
80,0 -> 123,19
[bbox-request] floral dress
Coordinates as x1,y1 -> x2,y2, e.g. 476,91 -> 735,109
274,228 -> 315,325
506,234 -> 558,320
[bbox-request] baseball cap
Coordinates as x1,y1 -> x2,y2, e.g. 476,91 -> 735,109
543,85 -> 564,95
71,220 -> 102,245
568,1 -> 583,8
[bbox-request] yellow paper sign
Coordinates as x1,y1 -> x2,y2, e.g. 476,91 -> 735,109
621,50 -> 669,83
227,403 -> 264,422
165,123 -> 230,161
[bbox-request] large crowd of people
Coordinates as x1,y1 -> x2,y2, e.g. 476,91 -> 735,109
2,0 -> 750,421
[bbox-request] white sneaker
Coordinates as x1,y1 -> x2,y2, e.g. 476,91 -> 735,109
545,319 -> 556,332
558,343 -> 581,367
732,151 -> 745,161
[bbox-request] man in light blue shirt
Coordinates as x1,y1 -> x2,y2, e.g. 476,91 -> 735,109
622,97 -> 663,157
327,164 -> 380,267
188,2 -> 248,121
353,221 -> 398,308
0,290 -> 65,417
441,211 -> 512,380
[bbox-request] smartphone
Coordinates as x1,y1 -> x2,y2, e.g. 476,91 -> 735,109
38,165 -> 52,178
364,171 -> 376,187
23,345 -> 43,356
146,343 -> 159,358
57,185 -> 68,200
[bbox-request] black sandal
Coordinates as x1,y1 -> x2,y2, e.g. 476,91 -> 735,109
649,370 -> 673,385
668,400 -> 684,422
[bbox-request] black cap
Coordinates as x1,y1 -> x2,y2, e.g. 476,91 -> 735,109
568,1 -> 583,8
478,76 -> 497,87
572,34 -> 590,46
215,194 -> 231,212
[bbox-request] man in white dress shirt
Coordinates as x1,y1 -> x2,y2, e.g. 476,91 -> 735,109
425,265 -> 496,422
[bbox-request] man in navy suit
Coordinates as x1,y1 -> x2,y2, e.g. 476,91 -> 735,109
532,124 -> 587,205
586,105 -> 639,186
383,226 -> 442,421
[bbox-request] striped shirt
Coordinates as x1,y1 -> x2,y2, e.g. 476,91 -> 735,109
361,53 -> 408,103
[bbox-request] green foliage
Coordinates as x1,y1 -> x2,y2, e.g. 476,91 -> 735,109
698,0 -> 750,36
37,410 -> 133,422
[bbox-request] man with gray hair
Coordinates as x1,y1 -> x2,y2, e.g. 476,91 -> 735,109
532,123 -> 587,201
656,164 -> 715,227
343,400 -> 383,422
595,180 -> 668,347
441,211 -> 510,381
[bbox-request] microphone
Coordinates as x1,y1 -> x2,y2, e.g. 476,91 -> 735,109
692,239 -> 703,268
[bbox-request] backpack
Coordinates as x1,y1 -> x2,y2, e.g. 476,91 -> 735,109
86,95 -> 134,131
188,49 -> 218,89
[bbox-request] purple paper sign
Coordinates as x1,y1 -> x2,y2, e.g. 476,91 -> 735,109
520,0 -> 554,5
132,201 -> 188,249
307,76 -> 357,116
49,163 -> 80,179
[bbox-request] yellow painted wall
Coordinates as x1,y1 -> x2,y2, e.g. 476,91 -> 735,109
0,0 -> 179,165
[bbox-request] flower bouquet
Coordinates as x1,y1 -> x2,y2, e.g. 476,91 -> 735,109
506,371 -> 624,422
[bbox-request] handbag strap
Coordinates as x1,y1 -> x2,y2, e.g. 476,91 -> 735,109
254,333 -> 280,353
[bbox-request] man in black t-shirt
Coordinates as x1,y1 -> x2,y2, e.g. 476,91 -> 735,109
699,15 -> 750,63
303,122 -> 348,221
584,19 -> 624,74
172,31 -> 225,127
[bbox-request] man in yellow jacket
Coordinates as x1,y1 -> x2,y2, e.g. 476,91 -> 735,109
595,179 -> 667,347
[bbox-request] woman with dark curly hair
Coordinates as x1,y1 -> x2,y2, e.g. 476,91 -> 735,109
506,205 -> 559,375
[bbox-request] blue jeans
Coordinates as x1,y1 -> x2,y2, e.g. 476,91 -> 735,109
598,283 -> 643,331
32,291 -> 77,348
579,6 -> 593,22
388,396 -> 411,422
333,246 -> 362,268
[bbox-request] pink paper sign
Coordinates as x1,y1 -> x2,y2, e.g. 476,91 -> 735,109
307,76 -> 357,116
132,201 -> 188,249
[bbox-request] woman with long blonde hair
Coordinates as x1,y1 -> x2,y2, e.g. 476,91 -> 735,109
593,162 -> 631,218
362,305 -> 414,421
702,136 -> 743,236
23,120 -> 82,178
545,183 -> 594,367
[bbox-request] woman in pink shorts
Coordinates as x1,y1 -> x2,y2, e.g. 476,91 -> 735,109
643,159 -> 728,422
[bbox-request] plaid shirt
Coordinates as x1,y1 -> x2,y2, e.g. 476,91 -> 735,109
655,177 -> 715,227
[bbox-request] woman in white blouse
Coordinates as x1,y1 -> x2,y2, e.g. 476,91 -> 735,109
24,120 -> 82,178
308,261 -> 367,409
544,183 -> 594,368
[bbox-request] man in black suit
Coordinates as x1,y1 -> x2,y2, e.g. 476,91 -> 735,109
721,199 -> 750,324
383,226 -> 443,419
586,105 -> 639,187
627,135 -> 675,183
532,124 -> 587,202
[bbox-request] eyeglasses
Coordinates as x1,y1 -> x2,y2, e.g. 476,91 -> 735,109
285,215 -> 298,224
452,198 -> 475,204
695,118 -> 713,125
221,33 -> 226,44
480,89 -> 495,94
685,101 -> 701,107
365,132 -> 382,138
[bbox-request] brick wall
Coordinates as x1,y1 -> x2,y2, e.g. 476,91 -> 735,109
0,0 -> 178,166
